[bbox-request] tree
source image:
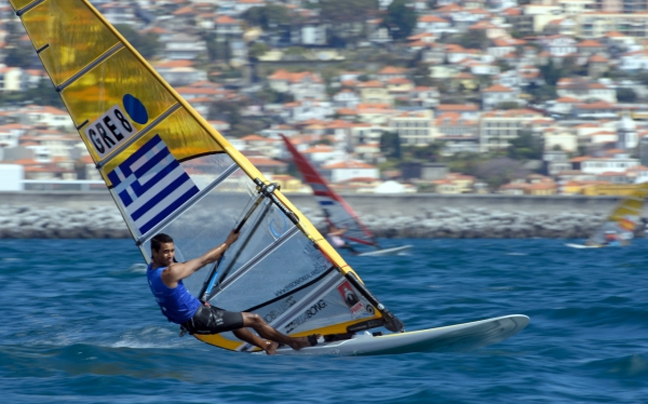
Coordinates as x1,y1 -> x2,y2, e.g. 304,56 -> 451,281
496,101 -> 520,110
525,82 -> 557,102
508,131 -> 544,160
539,60 -> 564,86
410,62 -> 434,86
475,158 -> 530,190
114,24 -> 160,60
248,42 -> 269,60
26,79 -> 65,109
455,30 -> 489,50
382,0 -> 418,40
318,0 -> 379,24
318,0 -> 378,45
3,46 -> 39,69
617,88 -> 637,103
380,132 -> 401,159
403,142 -> 442,162
240,5 -> 292,30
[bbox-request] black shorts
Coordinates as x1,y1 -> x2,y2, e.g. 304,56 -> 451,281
181,304 -> 244,335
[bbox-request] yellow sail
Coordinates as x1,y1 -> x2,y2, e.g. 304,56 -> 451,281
587,183 -> 648,246
10,0 -> 403,352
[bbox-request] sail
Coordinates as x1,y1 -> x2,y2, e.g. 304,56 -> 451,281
281,135 -> 378,247
10,0 -> 403,352
586,183 -> 648,246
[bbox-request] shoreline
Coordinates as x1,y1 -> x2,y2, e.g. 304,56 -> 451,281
0,191 -> 638,239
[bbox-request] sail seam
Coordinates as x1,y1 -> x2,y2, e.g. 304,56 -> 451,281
15,0 -> 45,16
245,266 -> 336,312
208,226 -> 301,295
238,270 -> 341,352
135,162 -> 240,246
56,43 -> 124,93
76,120 -> 90,131
97,103 -> 181,169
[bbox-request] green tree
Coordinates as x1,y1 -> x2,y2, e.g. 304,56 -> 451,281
455,30 -> 489,50
525,82 -> 557,102
114,24 -> 160,60
475,158 -> 529,190
248,42 -> 269,59
403,142 -> 442,162
3,46 -> 39,68
318,0 -> 379,24
380,131 -> 401,159
26,79 -> 64,109
496,101 -> 521,110
507,131 -> 544,160
240,5 -> 292,30
617,87 -> 637,103
410,62 -> 433,86
382,0 -> 418,40
539,60 -> 564,86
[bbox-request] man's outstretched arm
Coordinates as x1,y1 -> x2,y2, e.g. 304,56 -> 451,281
162,230 -> 239,288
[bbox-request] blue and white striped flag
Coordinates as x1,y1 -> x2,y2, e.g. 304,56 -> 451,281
107,135 -> 199,235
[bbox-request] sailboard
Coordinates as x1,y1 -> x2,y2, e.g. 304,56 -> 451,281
281,135 -> 412,256
268,314 -> 529,356
565,183 -> 648,249
10,0 -> 527,355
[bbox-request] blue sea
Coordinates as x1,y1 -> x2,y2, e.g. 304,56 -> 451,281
1,237 -> 647,403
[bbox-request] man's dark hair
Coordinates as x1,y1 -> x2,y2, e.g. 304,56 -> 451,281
151,233 -> 174,252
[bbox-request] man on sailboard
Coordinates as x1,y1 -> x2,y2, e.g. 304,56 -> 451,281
147,231 -> 318,354
602,231 -> 621,247
327,223 -> 359,255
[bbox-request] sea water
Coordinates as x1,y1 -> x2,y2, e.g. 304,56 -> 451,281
1,238 -> 647,403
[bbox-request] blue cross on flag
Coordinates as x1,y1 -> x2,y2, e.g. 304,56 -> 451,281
107,134 -> 199,235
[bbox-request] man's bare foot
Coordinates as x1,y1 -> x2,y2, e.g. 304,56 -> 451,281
264,340 -> 279,355
288,334 -> 320,351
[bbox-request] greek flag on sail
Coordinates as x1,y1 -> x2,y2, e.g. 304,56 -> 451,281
107,135 -> 199,235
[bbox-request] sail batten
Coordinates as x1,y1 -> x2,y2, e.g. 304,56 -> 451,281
213,226 -> 302,296
10,0 -> 404,351
15,0 -> 44,16
97,102 -> 182,169
57,43 -> 124,92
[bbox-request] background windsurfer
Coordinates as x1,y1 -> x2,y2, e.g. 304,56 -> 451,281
147,231 -> 318,354
327,224 -> 360,255
602,231 -> 621,247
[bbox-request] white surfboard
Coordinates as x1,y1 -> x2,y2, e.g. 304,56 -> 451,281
269,314 -> 529,356
565,243 -> 601,249
357,245 -> 413,257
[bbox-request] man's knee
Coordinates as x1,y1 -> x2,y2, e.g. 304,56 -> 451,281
243,312 -> 265,327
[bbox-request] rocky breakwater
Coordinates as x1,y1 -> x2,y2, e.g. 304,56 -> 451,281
0,204 -> 622,240
308,207 -> 609,239
0,205 -> 129,238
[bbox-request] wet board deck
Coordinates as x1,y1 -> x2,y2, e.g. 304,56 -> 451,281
269,314 -> 529,356
357,245 -> 413,257
565,243 -> 602,249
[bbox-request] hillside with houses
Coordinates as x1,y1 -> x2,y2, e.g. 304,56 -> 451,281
2,0 -> 648,197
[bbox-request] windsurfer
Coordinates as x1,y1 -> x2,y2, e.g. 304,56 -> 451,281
602,231 -> 620,247
147,231 -> 318,355
327,224 -> 359,255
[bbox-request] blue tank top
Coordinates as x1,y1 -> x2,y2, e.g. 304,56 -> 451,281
147,264 -> 201,324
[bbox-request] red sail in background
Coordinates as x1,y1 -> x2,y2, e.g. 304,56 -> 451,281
281,135 -> 377,247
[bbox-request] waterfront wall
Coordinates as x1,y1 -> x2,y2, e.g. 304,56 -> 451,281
0,191 -> 642,239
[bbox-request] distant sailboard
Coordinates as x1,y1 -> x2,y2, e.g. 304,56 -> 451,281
281,135 -> 412,256
11,0 -> 527,355
565,183 -> 648,249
